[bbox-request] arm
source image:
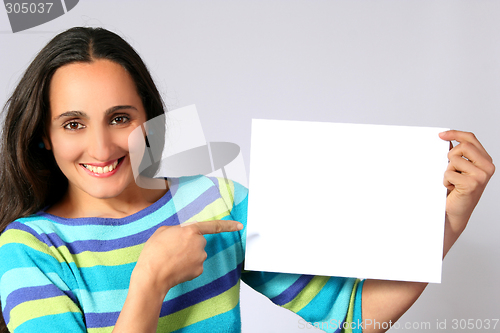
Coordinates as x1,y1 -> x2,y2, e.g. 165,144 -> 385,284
361,130 -> 495,333
112,220 -> 243,333
0,226 -> 87,332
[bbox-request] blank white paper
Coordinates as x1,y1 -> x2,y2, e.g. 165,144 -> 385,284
245,119 -> 450,283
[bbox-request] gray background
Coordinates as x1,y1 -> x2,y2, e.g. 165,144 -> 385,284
0,1 -> 498,332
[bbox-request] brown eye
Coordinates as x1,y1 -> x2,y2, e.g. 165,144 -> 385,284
110,116 -> 130,125
63,121 -> 84,130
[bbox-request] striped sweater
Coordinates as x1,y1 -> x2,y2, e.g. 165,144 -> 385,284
0,175 -> 363,332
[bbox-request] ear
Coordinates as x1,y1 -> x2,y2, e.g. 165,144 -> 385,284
42,136 -> 51,150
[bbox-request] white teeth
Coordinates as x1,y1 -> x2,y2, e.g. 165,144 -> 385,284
83,159 -> 120,174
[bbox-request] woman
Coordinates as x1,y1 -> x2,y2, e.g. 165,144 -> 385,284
0,27 -> 495,333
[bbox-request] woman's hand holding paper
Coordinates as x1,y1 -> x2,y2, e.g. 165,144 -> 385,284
439,130 -> 495,257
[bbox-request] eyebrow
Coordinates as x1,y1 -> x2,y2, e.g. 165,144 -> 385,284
53,105 -> 139,120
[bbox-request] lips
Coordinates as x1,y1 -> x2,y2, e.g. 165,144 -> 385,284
80,156 -> 125,177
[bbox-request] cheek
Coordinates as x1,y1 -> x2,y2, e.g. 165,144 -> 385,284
127,126 -> 146,168
117,129 -> 135,149
50,134 -> 84,165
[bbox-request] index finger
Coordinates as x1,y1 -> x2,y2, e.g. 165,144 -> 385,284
439,130 -> 491,159
190,220 -> 244,235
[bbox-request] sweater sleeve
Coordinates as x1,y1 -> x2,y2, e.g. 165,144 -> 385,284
0,223 -> 86,332
228,180 -> 364,333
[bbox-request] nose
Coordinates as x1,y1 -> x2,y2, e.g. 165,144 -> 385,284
86,125 -> 115,162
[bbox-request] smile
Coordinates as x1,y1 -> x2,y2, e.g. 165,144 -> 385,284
80,157 -> 125,176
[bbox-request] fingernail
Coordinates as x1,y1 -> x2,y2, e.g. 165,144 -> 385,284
237,223 -> 243,230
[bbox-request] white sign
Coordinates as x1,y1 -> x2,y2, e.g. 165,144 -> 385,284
245,119 -> 449,283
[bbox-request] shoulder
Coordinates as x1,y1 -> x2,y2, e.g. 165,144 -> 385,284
1,212 -> 47,239
0,213 -> 58,258
0,213 -> 62,278
206,176 -> 248,204
173,175 -> 248,203
205,176 -> 248,224
171,175 -> 248,222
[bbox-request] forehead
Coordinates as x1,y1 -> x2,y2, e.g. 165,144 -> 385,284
49,59 -> 144,116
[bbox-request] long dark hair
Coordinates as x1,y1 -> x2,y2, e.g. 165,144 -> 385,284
0,27 -> 166,332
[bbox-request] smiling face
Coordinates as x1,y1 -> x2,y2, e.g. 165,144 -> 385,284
45,59 -> 148,202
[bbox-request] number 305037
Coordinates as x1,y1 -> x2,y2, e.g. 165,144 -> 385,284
5,3 -> 53,14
